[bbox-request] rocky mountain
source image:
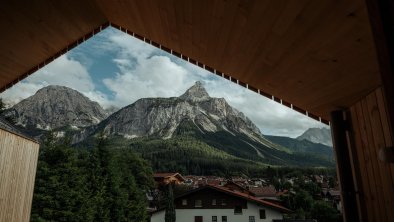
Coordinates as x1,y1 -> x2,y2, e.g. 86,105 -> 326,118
81,82 -> 276,146
265,135 -> 333,159
296,127 -> 332,147
77,82 -> 334,167
4,85 -> 108,130
1,82 -> 334,167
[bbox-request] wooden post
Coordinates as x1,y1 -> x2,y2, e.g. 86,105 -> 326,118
330,110 -> 360,222
365,0 -> 394,139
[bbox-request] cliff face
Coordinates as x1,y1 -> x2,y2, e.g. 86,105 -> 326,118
297,127 -> 333,147
91,81 -> 264,141
4,85 -> 107,130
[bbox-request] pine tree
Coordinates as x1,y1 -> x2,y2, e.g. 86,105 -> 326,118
165,184 -> 176,222
30,135 -> 88,221
85,133 -> 111,221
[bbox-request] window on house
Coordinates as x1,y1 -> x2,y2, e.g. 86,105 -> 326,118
259,209 -> 266,219
222,216 -> 227,222
212,216 -> 217,222
234,206 -> 242,214
195,199 -> 202,207
182,199 -> 187,206
212,199 -> 216,205
249,216 -> 255,222
221,199 -> 226,205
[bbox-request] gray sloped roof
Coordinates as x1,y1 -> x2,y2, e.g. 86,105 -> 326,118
0,117 -> 37,143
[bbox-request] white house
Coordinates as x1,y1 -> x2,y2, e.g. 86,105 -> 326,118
150,185 -> 291,222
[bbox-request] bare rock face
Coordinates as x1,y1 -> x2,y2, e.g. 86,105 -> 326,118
92,82 -> 264,140
179,81 -> 210,102
5,85 -> 108,130
297,127 -> 333,147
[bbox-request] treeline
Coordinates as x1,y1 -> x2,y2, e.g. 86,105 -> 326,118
31,133 -> 154,222
127,136 -> 265,177
174,120 -> 335,167
123,136 -> 336,178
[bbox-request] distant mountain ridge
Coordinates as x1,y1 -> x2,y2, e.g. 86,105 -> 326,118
81,81 -> 267,142
2,83 -> 335,167
3,85 -> 108,130
76,82 -> 334,167
296,127 -> 332,146
265,135 -> 333,159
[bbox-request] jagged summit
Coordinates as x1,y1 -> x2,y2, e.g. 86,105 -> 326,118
4,85 -> 108,130
179,81 -> 210,102
37,85 -> 72,92
297,127 -> 332,146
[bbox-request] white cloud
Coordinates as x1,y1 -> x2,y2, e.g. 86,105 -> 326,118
100,31 -> 197,107
104,55 -> 193,106
0,55 -> 111,108
200,80 -> 328,138
98,29 -> 329,137
1,27 -> 329,138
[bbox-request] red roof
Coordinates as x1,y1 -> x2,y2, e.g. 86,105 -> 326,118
209,185 -> 291,213
153,172 -> 185,181
153,173 -> 177,178
152,184 -> 291,214
248,186 -> 277,197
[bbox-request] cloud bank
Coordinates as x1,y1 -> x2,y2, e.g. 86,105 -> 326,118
0,27 -> 328,138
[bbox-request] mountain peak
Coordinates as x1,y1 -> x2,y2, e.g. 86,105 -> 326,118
296,127 -> 332,147
36,85 -> 76,94
179,81 -> 210,102
6,85 -> 107,130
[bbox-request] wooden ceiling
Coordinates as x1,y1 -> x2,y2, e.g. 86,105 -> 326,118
0,0 -> 381,120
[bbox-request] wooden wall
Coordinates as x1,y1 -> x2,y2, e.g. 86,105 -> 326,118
0,129 -> 39,222
348,87 -> 394,222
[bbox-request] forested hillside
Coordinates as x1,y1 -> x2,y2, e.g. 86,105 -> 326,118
31,133 -> 154,222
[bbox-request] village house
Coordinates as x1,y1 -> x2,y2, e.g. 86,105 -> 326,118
248,186 -> 278,201
153,173 -> 185,186
322,189 -> 342,213
222,180 -> 252,194
150,185 -> 290,222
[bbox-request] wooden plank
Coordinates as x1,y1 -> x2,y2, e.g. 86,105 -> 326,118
374,88 -> 394,221
331,110 -> 360,222
365,0 -> 394,149
355,101 -> 383,222
361,98 -> 388,221
346,109 -> 368,221
353,103 -> 380,222
375,88 -> 394,185
0,129 -> 39,222
365,92 -> 394,220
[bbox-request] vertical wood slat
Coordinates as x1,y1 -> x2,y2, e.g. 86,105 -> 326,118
357,100 -> 384,222
375,88 -> 394,186
348,87 -> 394,221
349,106 -> 374,222
365,91 -> 394,221
361,98 -> 388,222
331,110 -> 360,222
0,129 -> 39,222
345,110 -> 367,221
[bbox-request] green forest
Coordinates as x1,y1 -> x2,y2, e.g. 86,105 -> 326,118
30,130 -> 337,221
31,134 -> 154,222
84,134 -> 335,178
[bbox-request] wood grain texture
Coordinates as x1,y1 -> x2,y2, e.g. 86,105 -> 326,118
0,0 -> 106,90
0,0 -> 381,120
0,129 -> 39,222
348,87 -> 394,222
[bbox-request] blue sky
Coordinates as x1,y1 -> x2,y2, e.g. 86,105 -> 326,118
0,27 -> 327,137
